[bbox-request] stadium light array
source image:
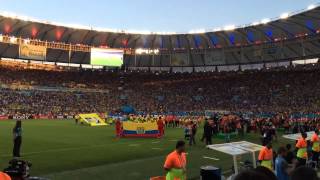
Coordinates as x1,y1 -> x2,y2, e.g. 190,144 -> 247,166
280,12 -> 290,19
0,3 -> 319,35
223,25 -> 236,31
24,39 -> 30,44
189,29 -> 206,34
307,4 -> 317,10
251,21 -> 260,26
9,36 -> 17,43
135,48 -> 159,55
261,18 -> 271,24
213,27 -> 222,32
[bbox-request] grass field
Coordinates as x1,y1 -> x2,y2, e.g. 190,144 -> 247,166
0,120 -> 292,180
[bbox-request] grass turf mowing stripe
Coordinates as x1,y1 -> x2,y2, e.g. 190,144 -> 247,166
203,156 -> 220,161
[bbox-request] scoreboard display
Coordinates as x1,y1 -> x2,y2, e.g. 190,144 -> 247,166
90,48 -> 123,67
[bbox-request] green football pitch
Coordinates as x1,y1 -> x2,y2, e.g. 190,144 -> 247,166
0,120 -> 292,180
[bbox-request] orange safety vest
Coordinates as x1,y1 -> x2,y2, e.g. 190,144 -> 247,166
258,146 -> 273,170
296,137 -> 307,159
312,133 -> 320,152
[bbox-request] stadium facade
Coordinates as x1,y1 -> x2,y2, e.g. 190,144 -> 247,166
0,5 -> 319,72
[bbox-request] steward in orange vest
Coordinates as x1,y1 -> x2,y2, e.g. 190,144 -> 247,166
311,129 -> 320,165
258,143 -> 273,170
296,132 -> 308,167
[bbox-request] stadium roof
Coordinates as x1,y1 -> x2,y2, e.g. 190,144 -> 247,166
0,4 -> 319,49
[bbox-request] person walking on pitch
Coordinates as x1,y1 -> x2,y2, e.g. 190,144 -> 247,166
12,120 -> 22,158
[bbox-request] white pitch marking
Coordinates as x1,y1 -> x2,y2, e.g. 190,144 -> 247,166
151,141 -> 160,144
203,156 -> 220,161
129,144 -> 140,147
151,148 -> 162,150
222,169 -> 233,174
169,139 -> 178,142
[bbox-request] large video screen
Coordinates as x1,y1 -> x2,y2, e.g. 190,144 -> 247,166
90,48 -> 123,67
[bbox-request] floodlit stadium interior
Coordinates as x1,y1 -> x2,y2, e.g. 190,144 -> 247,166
0,2 -> 320,180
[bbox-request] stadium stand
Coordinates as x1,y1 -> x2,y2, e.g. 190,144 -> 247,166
0,61 -> 319,118
0,3 -> 320,180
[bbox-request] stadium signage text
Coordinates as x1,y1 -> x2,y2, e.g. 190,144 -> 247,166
19,44 -> 47,61
12,114 -> 32,120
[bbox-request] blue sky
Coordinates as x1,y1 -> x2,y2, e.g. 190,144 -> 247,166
0,0 -> 318,32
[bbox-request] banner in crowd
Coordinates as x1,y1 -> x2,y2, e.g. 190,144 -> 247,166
77,113 -> 107,126
19,44 -> 47,61
0,115 -> 8,120
12,114 -> 33,120
122,121 -> 160,138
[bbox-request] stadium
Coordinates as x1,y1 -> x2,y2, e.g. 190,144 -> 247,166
0,1 -> 320,180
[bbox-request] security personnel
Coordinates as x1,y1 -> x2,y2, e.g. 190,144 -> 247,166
258,142 -> 273,170
311,130 -> 320,165
164,141 -> 187,180
12,120 -> 22,158
296,132 -> 308,167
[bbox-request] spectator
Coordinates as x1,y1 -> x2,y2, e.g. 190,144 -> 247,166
233,170 -> 269,180
291,166 -> 318,180
275,146 -> 292,180
284,144 -> 295,164
254,166 -> 277,180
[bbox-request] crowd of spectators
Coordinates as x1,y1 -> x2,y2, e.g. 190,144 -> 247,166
0,62 -> 319,118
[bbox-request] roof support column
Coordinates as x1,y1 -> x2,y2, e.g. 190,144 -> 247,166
301,40 -> 306,57
260,44 -> 263,62
222,48 -> 226,65
134,54 -> 137,67
187,50 -> 190,66
240,46 -> 244,65
152,54 -> 155,67
169,51 -> 172,66
280,40 -> 284,59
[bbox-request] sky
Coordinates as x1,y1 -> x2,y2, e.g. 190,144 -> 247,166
0,0 -> 318,33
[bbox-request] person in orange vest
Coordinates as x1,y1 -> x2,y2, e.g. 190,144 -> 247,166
164,141 -> 187,180
0,172 -> 11,180
258,142 -> 273,170
311,129 -> 320,166
296,132 -> 308,167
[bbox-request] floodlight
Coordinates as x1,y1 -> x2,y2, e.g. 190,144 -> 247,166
280,13 -> 290,19
223,25 -> 236,31
251,22 -> 260,26
213,27 -> 222,32
10,36 -> 17,43
307,4 -> 317,10
261,18 -> 271,24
